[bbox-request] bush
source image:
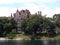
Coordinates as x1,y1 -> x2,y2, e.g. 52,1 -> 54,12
57,28 -> 60,34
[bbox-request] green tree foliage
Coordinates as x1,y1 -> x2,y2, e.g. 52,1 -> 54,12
21,14 -> 56,39
0,17 -> 17,37
53,14 -> 60,28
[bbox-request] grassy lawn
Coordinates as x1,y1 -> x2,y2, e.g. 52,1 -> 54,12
15,34 -> 31,39
14,33 -> 60,40
54,35 -> 60,40
7,33 -> 60,40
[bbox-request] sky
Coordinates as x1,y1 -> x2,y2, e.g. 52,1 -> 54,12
0,0 -> 60,17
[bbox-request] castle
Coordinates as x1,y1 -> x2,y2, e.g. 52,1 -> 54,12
11,9 -> 42,33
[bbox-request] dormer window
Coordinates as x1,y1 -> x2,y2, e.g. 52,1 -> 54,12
19,12 -> 21,15
22,10 -> 25,13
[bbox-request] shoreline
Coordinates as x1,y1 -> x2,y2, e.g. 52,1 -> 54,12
0,38 -> 23,40
0,37 -> 60,41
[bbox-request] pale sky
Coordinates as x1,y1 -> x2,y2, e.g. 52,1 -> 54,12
0,0 -> 60,17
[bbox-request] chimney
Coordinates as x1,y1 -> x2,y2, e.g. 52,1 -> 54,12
16,9 -> 19,12
38,11 -> 42,15
11,13 -> 12,18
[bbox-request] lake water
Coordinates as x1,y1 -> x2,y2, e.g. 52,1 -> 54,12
0,40 -> 60,45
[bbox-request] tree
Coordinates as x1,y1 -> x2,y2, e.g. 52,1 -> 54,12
53,14 -> 60,28
53,14 -> 60,34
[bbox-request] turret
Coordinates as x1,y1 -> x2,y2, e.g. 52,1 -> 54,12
16,9 -> 19,12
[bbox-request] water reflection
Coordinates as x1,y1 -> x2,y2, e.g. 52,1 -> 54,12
43,40 -> 48,45
0,40 -> 60,45
43,40 -> 60,45
23,40 -> 43,45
